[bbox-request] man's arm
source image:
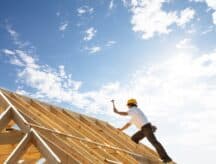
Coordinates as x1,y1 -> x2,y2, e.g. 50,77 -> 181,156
118,122 -> 131,131
111,100 -> 128,116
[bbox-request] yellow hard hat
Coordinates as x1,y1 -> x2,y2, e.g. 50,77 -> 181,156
127,98 -> 137,105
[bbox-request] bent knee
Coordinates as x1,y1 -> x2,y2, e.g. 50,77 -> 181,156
131,136 -> 139,144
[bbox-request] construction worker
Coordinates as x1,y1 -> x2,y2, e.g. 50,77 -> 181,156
112,99 -> 176,164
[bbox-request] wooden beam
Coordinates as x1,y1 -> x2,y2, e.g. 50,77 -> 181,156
12,93 -> 119,163
0,144 -> 39,155
6,120 -> 16,129
4,132 -> 32,163
0,91 -> 29,133
0,130 -> 24,144
0,89 -> 162,164
42,135 -> 80,164
0,106 -> 12,132
4,129 -> 61,164
11,108 -> 29,133
10,105 -> 93,163
0,91 -> 16,111
0,95 -> 9,113
8,95 -> 105,162
31,128 -> 61,164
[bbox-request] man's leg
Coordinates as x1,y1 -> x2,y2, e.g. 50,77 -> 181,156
131,130 -> 145,144
142,124 -> 172,163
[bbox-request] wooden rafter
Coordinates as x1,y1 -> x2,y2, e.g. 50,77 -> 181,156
0,106 -> 12,132
0,130 -> 24,144
0,90 -> 61,164
4,128 -> 61,164
31,128 -> 61,163
0,88 -> 163,164
4,130 -> 32,163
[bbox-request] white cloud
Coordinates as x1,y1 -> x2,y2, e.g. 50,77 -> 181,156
77,6 -> 94,16
85,46 -> 101,54
2,49 -> 16,55
58,65 -> 66,77
9,56 -> 25,67
203,0 -> 216,25
15,50 -> 38,68
191,0 -> 216,25
213,11 -> 216,24
106,40 -> 117,47
85,52 -> 216,151
59,22 -> 68,32
125,0 -> 195,39
84,27 -> 97,41
3,49 -> 86,107
201,25 -> 214,35
109,0 -> 115,10
189,0 -> 204,2
16,86 -> 30,96
176,38 -> 196,49
205,0 -> 216,9
6,26 -> 18,38
5,25 -> 30,48
4,44 -> 216,164
2,49 -> 39,67
2,49 -> 29,67
176,8 -> 195,27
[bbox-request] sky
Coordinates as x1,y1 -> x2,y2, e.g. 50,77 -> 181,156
0,0 -> 216,163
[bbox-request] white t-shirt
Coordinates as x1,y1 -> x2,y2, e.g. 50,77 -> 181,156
128,107 -> 149,129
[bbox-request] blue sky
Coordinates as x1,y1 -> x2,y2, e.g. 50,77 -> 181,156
1,0 -> 216,163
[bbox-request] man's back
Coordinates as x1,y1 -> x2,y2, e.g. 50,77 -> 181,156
128,107 -> 149,129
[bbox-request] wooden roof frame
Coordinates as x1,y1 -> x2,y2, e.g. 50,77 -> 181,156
0,88 -> 162,163
0,90 -> 61,164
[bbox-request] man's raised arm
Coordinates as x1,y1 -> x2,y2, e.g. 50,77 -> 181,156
111,100 -> 128,116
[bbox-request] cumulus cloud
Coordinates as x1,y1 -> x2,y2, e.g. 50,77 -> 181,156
176,38 -> 196,49
2,49 -> 85,106
125,0 -> 195,39
84,52 -> 216,151
106,40 -> 117,47
5,25 -> 30,48
59,22 -> 68,32
176,8 -> 195,27
2,49 -> 16,55
190,0 -> 204,2
213,11 -> 216,24
3,43 -> 216,162
3,20 -> 216,162
201,25 -> 214,35
77,6 -> 94,16
2,49 -> 33,67
191,0 -> 216,25
84,27 -> 97,41
109,0 -> 115,10
85,46 -> 101,54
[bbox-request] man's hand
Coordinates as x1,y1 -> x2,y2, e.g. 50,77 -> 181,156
111,100 -> 117,113
117,122 -> 131,132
